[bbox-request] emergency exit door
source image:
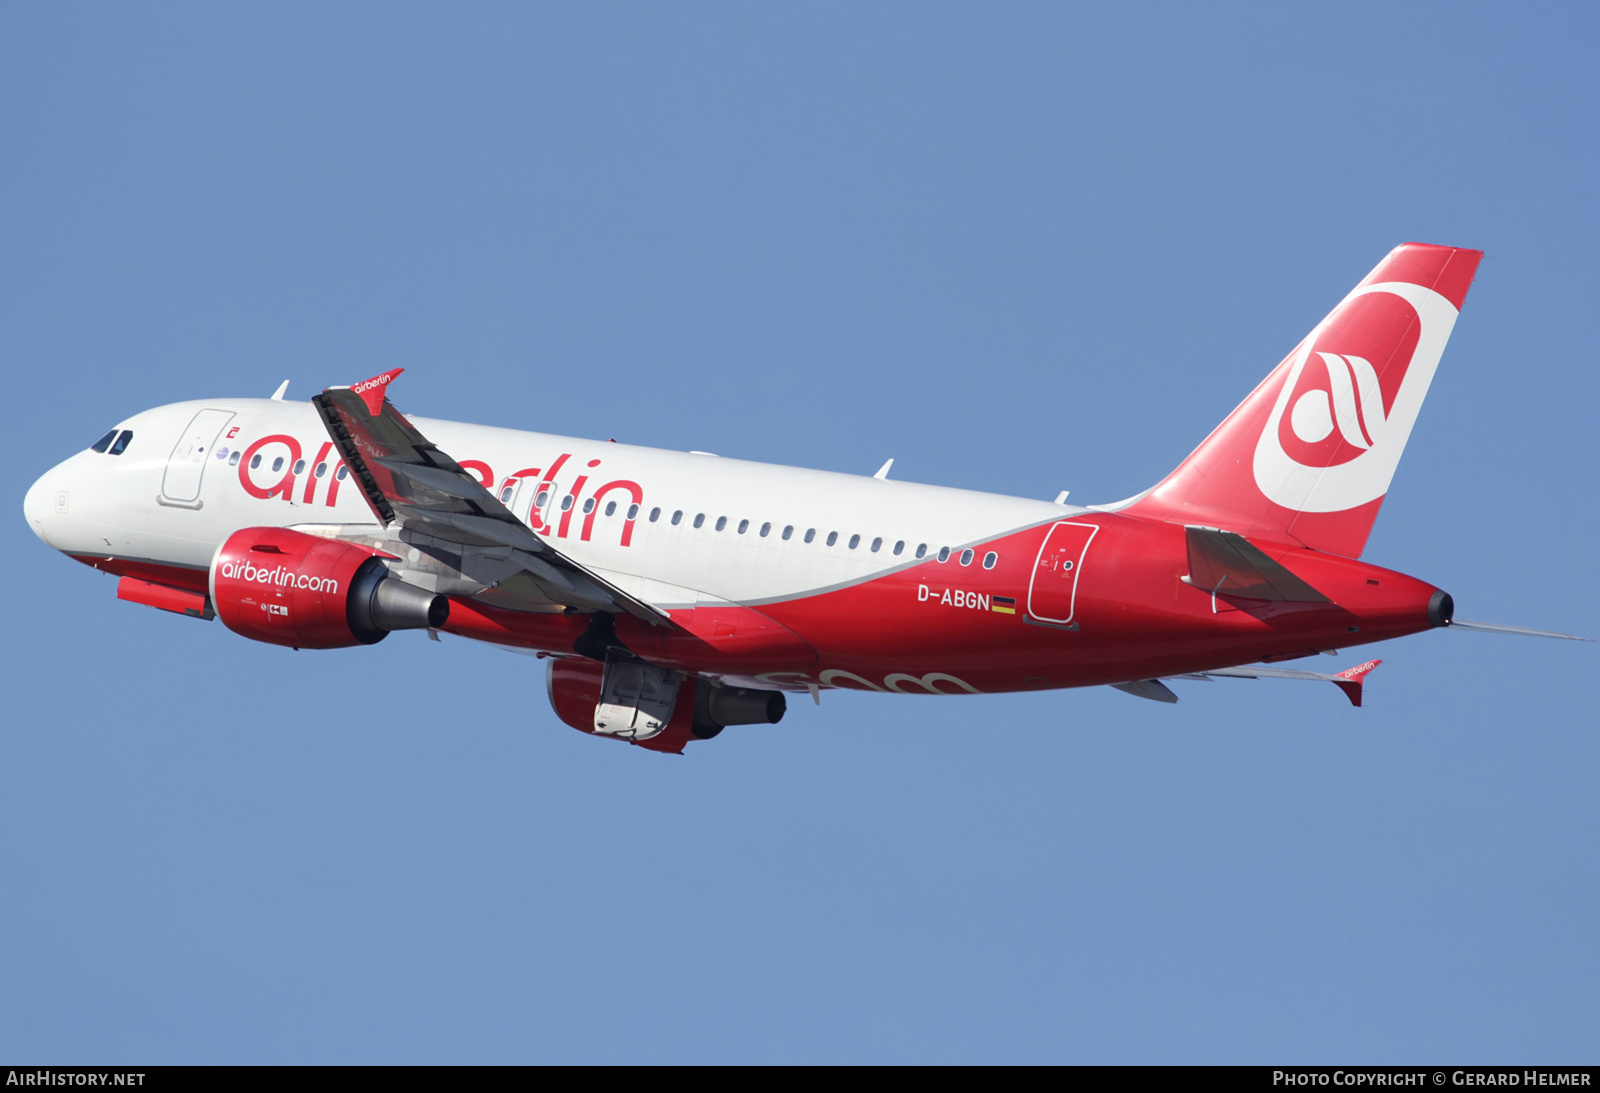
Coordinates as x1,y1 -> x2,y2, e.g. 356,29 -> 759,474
1027,522 -> 1098,625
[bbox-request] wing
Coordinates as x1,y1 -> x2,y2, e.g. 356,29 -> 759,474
1170,659 -> 1381,707
311,369 -> 672,626
1114,659 -> 1382,707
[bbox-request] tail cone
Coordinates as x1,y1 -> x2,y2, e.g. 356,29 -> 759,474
1428,590 -> 1454,628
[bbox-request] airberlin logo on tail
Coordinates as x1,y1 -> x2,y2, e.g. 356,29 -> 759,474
1285,352 -> 1386,461
1253,281 -> 1460,514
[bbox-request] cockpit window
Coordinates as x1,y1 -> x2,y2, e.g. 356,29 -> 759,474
90,430 -> 118,453
109,430 -> 133,455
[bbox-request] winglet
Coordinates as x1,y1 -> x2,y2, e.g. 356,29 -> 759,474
1332,659 -> 1381,707
348,368 -> 405,417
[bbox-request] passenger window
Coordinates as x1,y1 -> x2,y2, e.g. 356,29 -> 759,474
90,430 -> 117,453
271,456 -> 284,472
693,513 -> 705,528
605,500 -> 617,516
229,451 -> 242,467
871,537 -> 883,552
293,459 -> 306,475
109,431 -> 133,456
848,534 -> 860,549
583,498 -> 596,514
250,454 -> 262,470
782,525 -> 793,540
737,519 -> 749,534
336,465 -> 348,480
804,528 -> 816,543
561,495 -> 574,511
937,546 -> 950,563
649,507 -> 661,522
536,490 -> 550,507
760,522 -> 771,537
314,463 -> 327,478
983,551 -> 998,570
915,544 -> 927,559
959,548 -> 974,566
714,516 -> 726,531
893,540 -> 905,556
672,510 -> 684,525
826,532 -> 838,547
627,504 -> 640,520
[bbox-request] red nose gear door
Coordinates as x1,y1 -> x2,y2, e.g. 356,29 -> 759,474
1027,522 -> 1098,626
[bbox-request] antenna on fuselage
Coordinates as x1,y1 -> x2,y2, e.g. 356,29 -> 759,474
874,459 -> 894,480
270,380 -> 290,400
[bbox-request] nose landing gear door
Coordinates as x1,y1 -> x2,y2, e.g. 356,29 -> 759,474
160,409 -> 235,509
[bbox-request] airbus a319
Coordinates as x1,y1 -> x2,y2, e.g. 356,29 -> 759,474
22,244 -> 1585,753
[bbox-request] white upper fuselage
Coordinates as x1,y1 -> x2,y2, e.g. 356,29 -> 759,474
25,397 -> 1075,611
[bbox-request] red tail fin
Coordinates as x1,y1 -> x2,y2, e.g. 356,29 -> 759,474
1124,244 -> 1481,557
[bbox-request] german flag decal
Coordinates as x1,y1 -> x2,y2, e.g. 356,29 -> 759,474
991,595 -> 1017,615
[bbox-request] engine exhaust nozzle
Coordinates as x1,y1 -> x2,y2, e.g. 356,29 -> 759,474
349,558 -> 449,640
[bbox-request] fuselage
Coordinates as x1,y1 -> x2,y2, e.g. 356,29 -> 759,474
23,395 -> 1444,696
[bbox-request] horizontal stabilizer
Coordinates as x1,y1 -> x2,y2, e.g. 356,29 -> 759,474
1447,619 -> 1591,641
1182,526 -> 1329,603
1173,658 -> 1381,707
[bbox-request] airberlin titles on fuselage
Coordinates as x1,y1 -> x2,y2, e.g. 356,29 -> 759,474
232,432 -> 644,547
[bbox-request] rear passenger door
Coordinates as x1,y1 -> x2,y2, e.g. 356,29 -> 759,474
1027,522 -> 1098,626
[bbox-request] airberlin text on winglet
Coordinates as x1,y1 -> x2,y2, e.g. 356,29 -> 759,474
347,367 -> 404,416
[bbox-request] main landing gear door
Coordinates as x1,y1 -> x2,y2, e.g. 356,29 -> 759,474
161,408 -> 235,508
1027,522 -> 1098,626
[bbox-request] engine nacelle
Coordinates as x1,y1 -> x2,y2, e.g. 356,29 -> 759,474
210,527 -> 448,649
545,656 -> 785,753
546,655 -> 608,732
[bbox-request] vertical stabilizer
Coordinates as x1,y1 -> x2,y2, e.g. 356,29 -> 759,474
1123,243 -> 1481,557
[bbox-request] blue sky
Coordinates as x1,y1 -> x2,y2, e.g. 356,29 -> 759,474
3,3 -> 1596,1063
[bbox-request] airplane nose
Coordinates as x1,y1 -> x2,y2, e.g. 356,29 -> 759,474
23,470 -> 60,546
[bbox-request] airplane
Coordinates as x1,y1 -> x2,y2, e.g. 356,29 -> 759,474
21,243 -> 1587,753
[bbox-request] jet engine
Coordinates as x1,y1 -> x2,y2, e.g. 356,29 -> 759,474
210,526 -> 447,649
545,655 -> 786,752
